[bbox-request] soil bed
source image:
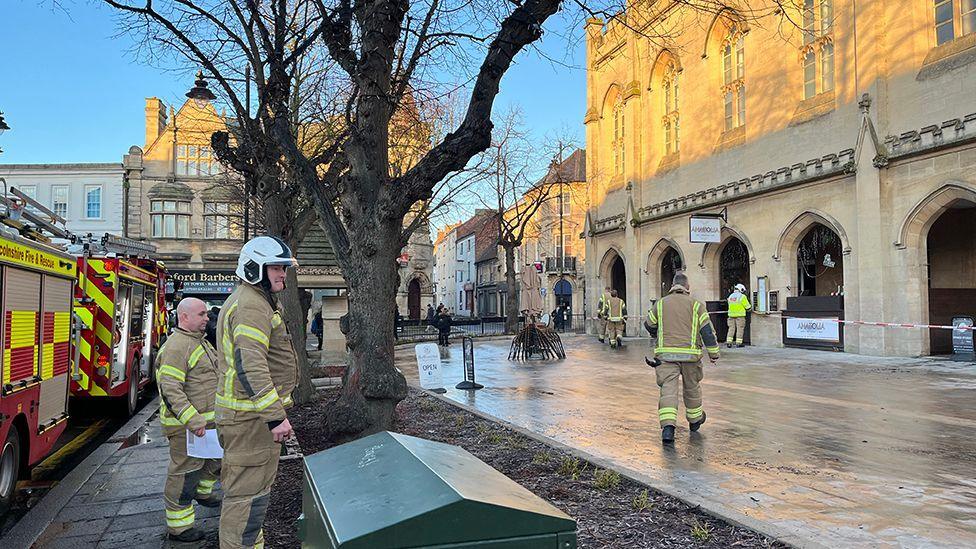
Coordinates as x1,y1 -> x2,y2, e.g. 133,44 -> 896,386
222,388 -> 785,548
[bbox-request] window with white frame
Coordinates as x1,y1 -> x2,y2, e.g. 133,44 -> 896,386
554,233 -> 573,258
151,200 -> 191,238
936,0 -> 976,46
722,25 -> 746,131
801,0 -> 834,100
204,202 -> 242,239
612,100 -> 625,175
52,186 -> 69,218
85,185 -> 102,219
662,60 -> 680,155
559,191 -> 571,216
177,144 -> 217,176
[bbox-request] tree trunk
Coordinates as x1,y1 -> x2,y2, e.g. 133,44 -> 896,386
504,245 -> 519,334
327,219 -> 407,438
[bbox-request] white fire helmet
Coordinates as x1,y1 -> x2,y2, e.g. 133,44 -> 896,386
734,283 -> 746,293
236,236 -> 299,284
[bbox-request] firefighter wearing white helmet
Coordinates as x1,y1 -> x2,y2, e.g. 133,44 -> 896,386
215,236 -> 299,549
726,283 -> 751,348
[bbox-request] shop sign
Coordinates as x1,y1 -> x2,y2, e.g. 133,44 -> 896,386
786,317 -> 840,342
167,270 -> 238,295
689,216 -> 722,243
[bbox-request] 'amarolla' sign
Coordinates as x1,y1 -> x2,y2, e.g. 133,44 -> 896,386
689,216 -> 722,243
786,317 -> 840,342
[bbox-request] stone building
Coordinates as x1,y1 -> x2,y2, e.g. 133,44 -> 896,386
583,1 -> 976,356
0,163 -> 124,237
517,149 -> 588,321
124,77 -> 433,350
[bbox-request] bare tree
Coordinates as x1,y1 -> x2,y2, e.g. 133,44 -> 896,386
102,0 -> 793,437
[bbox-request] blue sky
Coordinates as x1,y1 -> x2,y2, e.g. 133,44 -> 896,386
0,1 -> 587,166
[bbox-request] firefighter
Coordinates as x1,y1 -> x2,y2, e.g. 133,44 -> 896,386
156,297 -> 221,542
726,283 -> 751,348
216,236 -> 299,549
644,272 -> 720,444
605,289 -> 627,348
597,286 -> 611,343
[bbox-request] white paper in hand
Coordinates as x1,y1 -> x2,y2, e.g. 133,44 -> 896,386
186,429 -> 224,459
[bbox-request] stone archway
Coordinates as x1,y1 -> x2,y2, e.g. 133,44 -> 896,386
646,238 -> 685,299
407,278 -> 422,319
896,183 -> 976,355
700,226 -> 754,299
599,247 -> 627,305
775,210 -> 851,297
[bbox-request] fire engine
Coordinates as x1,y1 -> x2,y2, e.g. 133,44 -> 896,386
0,189 -> 77,514
0,186 -> 168,513
68,234 -> 167,418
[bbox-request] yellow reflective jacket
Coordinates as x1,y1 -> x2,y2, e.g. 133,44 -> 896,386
155,327 -> 219,436
607,297 -> 627,322
727,291 -> 751,318
646,286 -> 720,362
597,292 -> 611,318
216,282 -> 298,425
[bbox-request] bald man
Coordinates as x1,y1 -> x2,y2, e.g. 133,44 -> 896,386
156,297 -> 222,542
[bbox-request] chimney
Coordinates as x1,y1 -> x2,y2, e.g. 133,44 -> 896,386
145,98 -> 168,148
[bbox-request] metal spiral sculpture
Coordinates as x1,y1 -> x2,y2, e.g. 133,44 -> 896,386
509,318 -> 565,361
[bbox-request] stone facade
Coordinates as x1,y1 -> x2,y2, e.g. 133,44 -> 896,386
583,2 -> 976,356
0,163 -> 124,237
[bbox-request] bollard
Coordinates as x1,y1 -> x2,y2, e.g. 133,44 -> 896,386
456,336 -> 484,390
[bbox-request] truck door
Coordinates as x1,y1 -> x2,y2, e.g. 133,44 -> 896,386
38,274 -> 72,428
112,282 -> 132,386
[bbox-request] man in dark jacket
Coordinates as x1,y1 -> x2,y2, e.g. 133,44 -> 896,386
204,306 -> 219,348
437,307 -> 452,347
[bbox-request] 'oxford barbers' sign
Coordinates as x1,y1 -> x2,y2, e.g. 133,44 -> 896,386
689,216 -> 723,243
786,318 -> 840,342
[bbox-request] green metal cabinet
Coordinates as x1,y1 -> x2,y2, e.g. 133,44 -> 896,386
298,431 -> 577,548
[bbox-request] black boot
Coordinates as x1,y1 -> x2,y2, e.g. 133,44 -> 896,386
726,342 -> 733,348
662,425 -> 675,444
195,494 -> 222,508
168,527 -> 205,542
690,412 -> 706,432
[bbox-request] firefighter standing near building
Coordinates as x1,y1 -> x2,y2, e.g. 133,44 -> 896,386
597,285 -> 612,343
605,289 -> 627,348
156,297 -> 221,542
644,273 -> 720,444
726,283 -> 751,347
216,236 -> 299,549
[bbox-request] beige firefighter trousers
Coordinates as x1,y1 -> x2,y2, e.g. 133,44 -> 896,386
164,430 -> 221,534
599,317 -> 608,340
218,418 -> 281,549
655,361 -> 705,428
607,320 -> 624,344
727,316 -> 746,344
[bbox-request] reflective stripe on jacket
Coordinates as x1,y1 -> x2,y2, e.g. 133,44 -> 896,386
216,283 -> 298,425
598,292 -> 611,317
727,291 -> 751,318
607,297 -> 627,322
646,286 -> 720,362
156,327 -> 219,436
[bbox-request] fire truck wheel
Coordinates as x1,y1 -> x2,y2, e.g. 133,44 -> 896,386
0,425 -> 21,515
126,371 -> 140,418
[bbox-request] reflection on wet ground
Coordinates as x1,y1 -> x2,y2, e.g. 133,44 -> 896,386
397,336 -> 976,548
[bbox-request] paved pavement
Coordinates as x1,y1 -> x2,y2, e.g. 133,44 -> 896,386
24,413 -> 221,549
396,335 -> 976,549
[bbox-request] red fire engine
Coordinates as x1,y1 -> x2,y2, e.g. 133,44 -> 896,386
0,187 -> 168,513
68,234 -> 167,417
0,190 -> 77,514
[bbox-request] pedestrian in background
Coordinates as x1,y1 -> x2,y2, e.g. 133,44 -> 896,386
437,306 -> 452,347
726,283 -> 751,348
311,311 -> 323,351
645,272 -> 720,444
156,297 -> 221,543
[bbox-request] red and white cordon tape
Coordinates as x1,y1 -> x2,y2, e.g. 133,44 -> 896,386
588,310 -> 974,331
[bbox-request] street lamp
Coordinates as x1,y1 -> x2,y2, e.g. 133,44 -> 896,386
185,71 -> 217,109
0,112 -> 9,136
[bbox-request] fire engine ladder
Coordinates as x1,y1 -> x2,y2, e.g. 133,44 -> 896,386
0,184 -> 74,242
79,233 -> 157,258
